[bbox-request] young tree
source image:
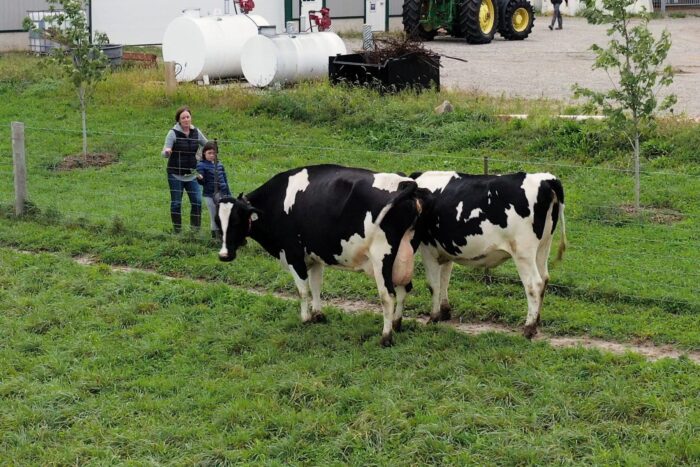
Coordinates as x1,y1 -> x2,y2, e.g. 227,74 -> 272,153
24,0 -> 110,158
573,0 -> 676,211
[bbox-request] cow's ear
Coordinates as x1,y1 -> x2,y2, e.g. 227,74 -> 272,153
237,192 -> 245,200
409,171 -> 423,180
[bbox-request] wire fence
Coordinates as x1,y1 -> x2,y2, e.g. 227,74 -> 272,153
1,123 -> 699,312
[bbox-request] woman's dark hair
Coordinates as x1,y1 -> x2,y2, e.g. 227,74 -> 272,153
202,141 -> 218,155
174,106 -> 191,123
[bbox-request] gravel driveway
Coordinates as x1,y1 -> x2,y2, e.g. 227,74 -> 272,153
346,17 -> 700,118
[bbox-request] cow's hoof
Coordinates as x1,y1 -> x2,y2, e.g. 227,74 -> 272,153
303,312 -> 327,324
310,312 -> 327,323
392,318 -> 402,332
522,324 -> 538,340
380,333 -> 394,347
439,304 -> 452,321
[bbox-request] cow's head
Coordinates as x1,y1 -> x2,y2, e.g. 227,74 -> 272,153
216,193 -> 261,262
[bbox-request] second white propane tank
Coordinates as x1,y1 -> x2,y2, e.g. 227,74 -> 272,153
162,13 -> 270,82
240,32 -> 347,88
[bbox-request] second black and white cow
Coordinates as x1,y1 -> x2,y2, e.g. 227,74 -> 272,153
411,171 -> 566,338
216,164 -> 427,346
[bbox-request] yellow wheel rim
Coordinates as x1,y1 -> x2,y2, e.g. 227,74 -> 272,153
512,7 -> 530,32
479,0 -> 495,34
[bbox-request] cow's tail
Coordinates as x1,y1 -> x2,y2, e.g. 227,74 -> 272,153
375,180 -> 421,226
549,178 -> 567,261
557,204 -> 567,261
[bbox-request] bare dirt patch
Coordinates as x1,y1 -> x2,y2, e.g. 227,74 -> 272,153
619,204 -> 685,224
56,153 -> 118,171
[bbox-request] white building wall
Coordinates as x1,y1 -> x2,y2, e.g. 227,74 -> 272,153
91,0 -> 285,45
0,32 -> 32,52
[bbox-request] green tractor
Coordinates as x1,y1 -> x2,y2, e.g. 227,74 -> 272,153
402,0 -> 535,44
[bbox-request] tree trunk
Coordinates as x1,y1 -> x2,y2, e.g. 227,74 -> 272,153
79,84 -> 88,158
634,131 -> 640,212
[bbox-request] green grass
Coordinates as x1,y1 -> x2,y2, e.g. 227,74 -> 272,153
0,51 -> 698,350
1,248 -> 699,465
1,52 -> 699,463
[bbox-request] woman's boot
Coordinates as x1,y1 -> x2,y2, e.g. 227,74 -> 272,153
171,213 -> 182,233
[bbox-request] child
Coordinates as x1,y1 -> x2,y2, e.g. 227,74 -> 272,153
196,141 -> 232,240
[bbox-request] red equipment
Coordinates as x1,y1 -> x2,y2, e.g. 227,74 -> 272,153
236,0 -> 255,14
309,8 -> 332,32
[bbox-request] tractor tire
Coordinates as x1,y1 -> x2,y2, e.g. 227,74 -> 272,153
460,0 -> 498,44
403,0 -> 437,41
498,0 -> 535,40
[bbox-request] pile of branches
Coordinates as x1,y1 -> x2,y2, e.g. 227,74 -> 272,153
360,36 -> 438,65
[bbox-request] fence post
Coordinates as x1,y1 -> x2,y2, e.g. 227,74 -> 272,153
660,0 -> 666,15
362,24 -> 374,51
12,122 -> 27,216
164,61 -> 177,94
482,155 -> 491,282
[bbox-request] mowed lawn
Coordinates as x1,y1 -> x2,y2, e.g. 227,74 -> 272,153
1,249 -> 699,465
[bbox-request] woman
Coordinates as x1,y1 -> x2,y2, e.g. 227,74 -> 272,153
162,106 -> 208,233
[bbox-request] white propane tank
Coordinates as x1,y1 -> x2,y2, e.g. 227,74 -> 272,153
241,32 -> 347,88
162,13 -> 270,82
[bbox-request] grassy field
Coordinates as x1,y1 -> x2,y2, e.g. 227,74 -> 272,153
2,249 -> 699,465
0,51 -> 699,463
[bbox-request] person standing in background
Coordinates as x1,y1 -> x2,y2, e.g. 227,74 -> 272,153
162,106 -> 208,233
549,0 -> 568,30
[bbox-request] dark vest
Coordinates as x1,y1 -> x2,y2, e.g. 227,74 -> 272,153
168,127 -> 200,175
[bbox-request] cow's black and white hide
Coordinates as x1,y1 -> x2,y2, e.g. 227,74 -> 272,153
216,164 -> 429,346
410,171 -> 566,338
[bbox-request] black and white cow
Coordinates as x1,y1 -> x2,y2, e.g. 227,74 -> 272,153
410,171 -> 566,338
216,164 -> 428,346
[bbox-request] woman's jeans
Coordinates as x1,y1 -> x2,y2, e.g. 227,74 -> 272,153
167,173 -> 201,232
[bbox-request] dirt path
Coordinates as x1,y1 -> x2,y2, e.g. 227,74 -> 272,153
69,254 -> 700,364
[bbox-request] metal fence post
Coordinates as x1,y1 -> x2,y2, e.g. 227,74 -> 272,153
12,122 -> 27,216
363,24 -> 374,51
660,0 -> 666,15
483,155 -> 491,281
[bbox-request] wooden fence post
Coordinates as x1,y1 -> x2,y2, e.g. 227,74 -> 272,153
164,61 -> 177,94
483,155 -> 489,175
12,122 -> 27,216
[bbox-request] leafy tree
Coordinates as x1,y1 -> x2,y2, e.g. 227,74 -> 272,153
573,0 -> 676,211
24,0 -> 110,158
